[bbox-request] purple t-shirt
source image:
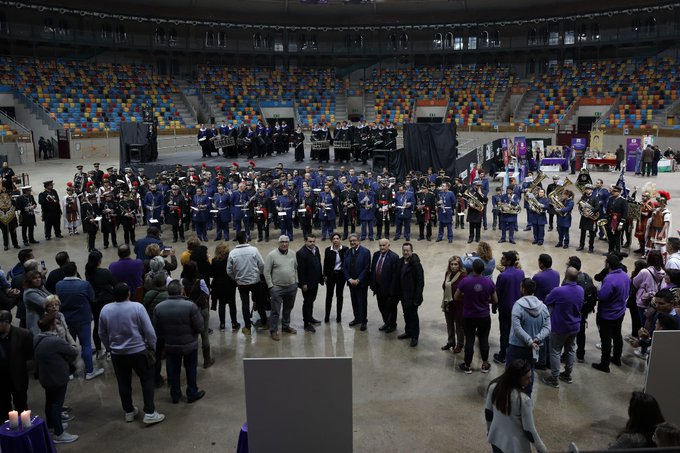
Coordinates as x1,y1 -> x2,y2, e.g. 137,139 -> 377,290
457,275 -> 496,318
109,258 -> 144,294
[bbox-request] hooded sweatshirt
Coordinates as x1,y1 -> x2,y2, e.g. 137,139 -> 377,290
632,266 -> 666,308
509,295 -> 551,348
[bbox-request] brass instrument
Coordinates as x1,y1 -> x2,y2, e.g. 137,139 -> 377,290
527,194 -> 546,214
360,194 -> 373,210
498,201 -> 522,215
548,177 -> 573,215
526,172 -> 547,198
577,199 -> 599,221
462,190 -> 484,212
597,218 -> 610,240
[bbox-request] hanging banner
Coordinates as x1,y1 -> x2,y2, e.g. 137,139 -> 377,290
514,136 -> 527,158
590,130 -> 604,153
626,138 -> 641,173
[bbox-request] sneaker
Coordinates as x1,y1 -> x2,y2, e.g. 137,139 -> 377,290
53,432 -> 79,444
85,367 -> 104,380
61,412 -> 75,422
480,362 -> 491,373
125,406 -> 139,423
559,372 -> 573,384
492,353 -> 505,364
595,343 -> 602,350
542,376 -> 560,388
458,363 -> 472,374
142,411 -> 166,425
633,350 -> 648,360
241,326 -> 251,335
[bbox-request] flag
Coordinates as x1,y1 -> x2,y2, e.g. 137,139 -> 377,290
469,164 -> 477,185
615,169 -> 629,198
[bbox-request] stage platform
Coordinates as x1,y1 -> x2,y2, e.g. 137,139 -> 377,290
126,144 -> 376,176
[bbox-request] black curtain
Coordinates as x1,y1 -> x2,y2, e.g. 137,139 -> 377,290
119,123 -> 149,169
390,123 -> 457,180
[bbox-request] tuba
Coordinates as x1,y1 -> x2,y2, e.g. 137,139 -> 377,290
527,195 -> 545,214
526,172 -> 547,198
462,190 -> 484,212
549,177 -> 573,214
577,199 -> 599,221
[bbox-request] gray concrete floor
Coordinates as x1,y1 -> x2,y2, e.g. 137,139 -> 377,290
3,157 -> 670,452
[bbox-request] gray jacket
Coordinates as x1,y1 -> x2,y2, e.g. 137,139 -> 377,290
153,296 -> 204,354
226,244 -> 264,286
33,331 -> 78,389
509,295 -> 551,347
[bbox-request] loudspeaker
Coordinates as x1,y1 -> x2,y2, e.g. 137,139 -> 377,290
372,149 -> 390,172
126,143 -> 148,163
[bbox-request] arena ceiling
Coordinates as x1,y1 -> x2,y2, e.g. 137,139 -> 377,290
23,0 -> 680,27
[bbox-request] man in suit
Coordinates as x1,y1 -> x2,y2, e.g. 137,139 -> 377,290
343,233 -> 371,331
370,239 -> 400,333
323,233 -> 347,323
395,243 -> 425,347
0,310 -> 33,416
296,235 -> 324,333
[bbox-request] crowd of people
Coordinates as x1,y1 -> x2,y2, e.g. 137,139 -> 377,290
1,158 -> 679,450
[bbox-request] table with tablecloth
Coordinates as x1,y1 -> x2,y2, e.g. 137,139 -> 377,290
0,417 -> 56,453
586,158 -> 618,171
539,157 -> 568,171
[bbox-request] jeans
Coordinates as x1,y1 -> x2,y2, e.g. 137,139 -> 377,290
463,316 -> 491,366
550,333 -> 576,378
238,283 -> 268,329
505,345 -> 536,396
68,322 -> 94,373
165,348 -> 198,401
44,385 -> 68,436
111,352 -> 156,415
497,309 -> 511,360
269,284 -> 297,332
325,270 -> 345,320
596,315 -> 624,367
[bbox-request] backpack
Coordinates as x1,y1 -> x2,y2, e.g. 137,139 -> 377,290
578,272 -> 598,315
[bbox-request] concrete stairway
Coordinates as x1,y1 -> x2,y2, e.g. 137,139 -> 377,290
169,91 -> 197,128
513,90 -> 537,124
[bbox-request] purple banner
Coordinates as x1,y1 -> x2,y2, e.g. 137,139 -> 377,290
514,136 -> 526,157
626,138 -> 641,173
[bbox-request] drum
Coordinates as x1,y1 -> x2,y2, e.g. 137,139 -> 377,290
311,141 -> 330,151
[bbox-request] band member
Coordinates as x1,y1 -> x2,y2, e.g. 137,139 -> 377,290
415,184 -> 435,241
576,184 -> 601,253
293,126 -> 305,162
254,187 -> 272,242
164,184 -> 186,243
0,183 -> 19,250
633,191 -> 655,255
595,179 -> 610,240
358,185 -> 375,241
38,180 -> 63,240
436,182 -> 456,243
498,186 -> 519,244
384,121 -> 398,151
213,184 -> 231,241
476,170 -> 490,230
546,175 -> 559,232
605,185 -> 628,254
646,195 -> 671,254
231,182 -> 252,241
73,165 -> 86,194
340,183 -> 358,240
317,185 -> 336,241
15,186 -> 39,246
555,189 -> 574,249
92,163 -> 104,187
81,193 -> 100,252
375,178 -> 394,240
99,192 -> 118,249
490,186 -> 502,231
119,191 -> 138,246
453,178 -> 467,230
144,182 -> 164,226
393,184 -> 415,241
528,188 -> 549,246
197,124 -> 213,158
0,161 -> 15,192
61,183 -> 81,236
192,186 -> 211,241
276,187 -> 294,241
466,180 -> 488,243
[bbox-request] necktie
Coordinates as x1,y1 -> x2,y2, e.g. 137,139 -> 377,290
377,254 -> 385,279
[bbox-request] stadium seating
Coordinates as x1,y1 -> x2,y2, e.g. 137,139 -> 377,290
196,66 -> 336,126
0,57 -> 187,133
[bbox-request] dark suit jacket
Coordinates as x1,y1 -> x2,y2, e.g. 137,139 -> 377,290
297,246 -> 323,288
343,245 -> 371,288
369,250 -> 400,298
396,254 -> 425,306
6,326 -> 33,392
323,245 -> 347,278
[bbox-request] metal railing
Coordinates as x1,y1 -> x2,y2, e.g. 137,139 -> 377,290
13,90 -> 63,131
0,109 -> 30,134
593,95 -> 621,129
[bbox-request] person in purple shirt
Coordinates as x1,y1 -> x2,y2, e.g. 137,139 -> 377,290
531,253 -> 561,369
454,259 -> 498,374
541,268 -> 583,388
593,254 -> 631,373
109,245 -> 145,298
494,251 -> 524,364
